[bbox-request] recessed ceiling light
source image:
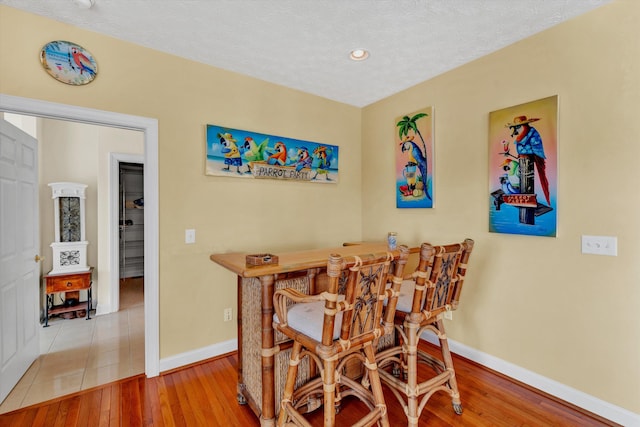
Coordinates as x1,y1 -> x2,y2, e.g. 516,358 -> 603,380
349,49 -> 369,61
73,0 -> 95,9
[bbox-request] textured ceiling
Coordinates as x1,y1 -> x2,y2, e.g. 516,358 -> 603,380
1,0 -> 612,107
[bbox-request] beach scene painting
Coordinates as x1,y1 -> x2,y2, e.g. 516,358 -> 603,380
206,124 -> 339,183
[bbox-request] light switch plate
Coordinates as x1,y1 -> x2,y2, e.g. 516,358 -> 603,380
185,229 -> 196,244
581,235 -> 617,256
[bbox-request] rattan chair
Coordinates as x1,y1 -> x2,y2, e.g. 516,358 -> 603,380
376,239 -> 474,427
273,246 -> 409,427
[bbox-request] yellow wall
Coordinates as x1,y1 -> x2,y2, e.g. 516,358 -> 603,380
37,119 -> 143,309
362,0 -> 639,413
0,6 -> 362,359
1,0 -> 639,415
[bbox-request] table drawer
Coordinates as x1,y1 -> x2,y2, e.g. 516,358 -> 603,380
46,273 -> 91,293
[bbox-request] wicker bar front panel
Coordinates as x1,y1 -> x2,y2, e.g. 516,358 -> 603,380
377,331 -> 395,351
275,347 -> 311,415
242,276 -> 311,415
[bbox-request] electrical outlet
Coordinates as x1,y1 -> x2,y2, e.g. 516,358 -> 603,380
223,307 -> 232,322
444,310 -> 453,321
581,235 -> 617,256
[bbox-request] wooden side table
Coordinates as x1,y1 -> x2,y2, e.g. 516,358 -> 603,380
43,267 -> 93,327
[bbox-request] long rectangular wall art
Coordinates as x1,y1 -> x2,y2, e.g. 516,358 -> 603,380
206,124 -> 339,183
489,95 -> 558,237
395,107 -> 434,208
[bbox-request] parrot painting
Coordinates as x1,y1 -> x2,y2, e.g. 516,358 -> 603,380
294,147 -> 312,172
266,141 -> 287,166
70,47 -> 96,77
311,146 -> 333,180
507,115 -> 550,205
500,158 -> 520,192
218,132 -> 243,174
500,175 -> 520,194
400,135 -> 431,200
241,136 -> 269,173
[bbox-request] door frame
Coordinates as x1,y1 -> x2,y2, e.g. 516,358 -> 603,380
110,153 -> 144,314
0,94 -> 160,377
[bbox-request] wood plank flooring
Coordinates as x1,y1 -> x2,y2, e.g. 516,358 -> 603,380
0,342 -> 619,426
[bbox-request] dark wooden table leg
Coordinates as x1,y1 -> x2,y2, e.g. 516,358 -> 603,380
44,294 -> 51,327
86,285 -> 92,320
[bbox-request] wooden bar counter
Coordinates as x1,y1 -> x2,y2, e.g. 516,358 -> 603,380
210,242 -> 402,427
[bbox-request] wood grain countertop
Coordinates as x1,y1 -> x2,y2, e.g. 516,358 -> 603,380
210,242 -> 410,278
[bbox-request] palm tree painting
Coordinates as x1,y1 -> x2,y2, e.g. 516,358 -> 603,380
395,107 -> 434,208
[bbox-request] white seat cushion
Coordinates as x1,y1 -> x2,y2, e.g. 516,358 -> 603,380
395,279 -> 419,313
274,297 -> 344,342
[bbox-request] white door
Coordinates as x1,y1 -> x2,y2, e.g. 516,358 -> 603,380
0,119 -> 40,403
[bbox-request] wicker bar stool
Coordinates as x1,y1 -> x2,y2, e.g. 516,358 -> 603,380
273,246 -> 409,427
376,239 -> 474,426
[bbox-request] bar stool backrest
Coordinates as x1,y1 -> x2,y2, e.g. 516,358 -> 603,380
412,239 -> 474,320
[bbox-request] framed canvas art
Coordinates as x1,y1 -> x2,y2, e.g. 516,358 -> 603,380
395,107 -> 434,208
489,95 -> 558,237
206,124 -> 338,183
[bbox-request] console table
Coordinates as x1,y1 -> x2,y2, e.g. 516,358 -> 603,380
210,243 -> 409,427
43,267 -> 93,327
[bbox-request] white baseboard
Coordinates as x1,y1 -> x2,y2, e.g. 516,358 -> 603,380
159,339 -> 238,373
421,331 -> 640,427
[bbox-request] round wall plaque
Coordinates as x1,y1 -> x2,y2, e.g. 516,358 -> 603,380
40,40 -> 98,85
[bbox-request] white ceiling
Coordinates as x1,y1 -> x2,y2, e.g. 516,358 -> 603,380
1,0 -> 612,107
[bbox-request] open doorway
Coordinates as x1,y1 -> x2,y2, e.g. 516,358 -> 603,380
0,114 -> 151,412
119,162 -> 145,310
0,94 -> 160,401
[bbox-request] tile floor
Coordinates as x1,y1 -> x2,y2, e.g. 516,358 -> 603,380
0,278 -> 145,414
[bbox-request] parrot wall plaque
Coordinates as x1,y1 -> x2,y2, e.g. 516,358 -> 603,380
40,40 -> 98,85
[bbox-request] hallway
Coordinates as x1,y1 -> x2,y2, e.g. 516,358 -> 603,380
0,278 -> 144,414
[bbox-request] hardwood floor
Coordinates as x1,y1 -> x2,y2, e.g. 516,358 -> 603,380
0,342 -> 618,426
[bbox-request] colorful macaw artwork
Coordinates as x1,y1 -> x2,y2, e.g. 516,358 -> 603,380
489,96 -> 558,237
40,41 -> 98,85
395,107 -> 434,208
206,124 -> 339,183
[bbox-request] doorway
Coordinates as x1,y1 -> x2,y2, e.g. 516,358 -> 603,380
0,107 -> 155,411
0,94 -> 159,380
109,154 -> 145,315
119,162 -> 145,310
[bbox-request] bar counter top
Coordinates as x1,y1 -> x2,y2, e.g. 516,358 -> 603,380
210,242 -> 398,278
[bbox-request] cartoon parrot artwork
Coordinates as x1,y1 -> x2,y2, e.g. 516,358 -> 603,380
507,115 -> 551,206
294,147 -> 312,172
218,132 -> 243,174
266,141 -> 288,166
500,158 -> 520,193
500,176 -> 519,194
241,136 -> 269,173
70,47 -> 96,77
312,146 -> 333,180
400,135 -> 430,200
